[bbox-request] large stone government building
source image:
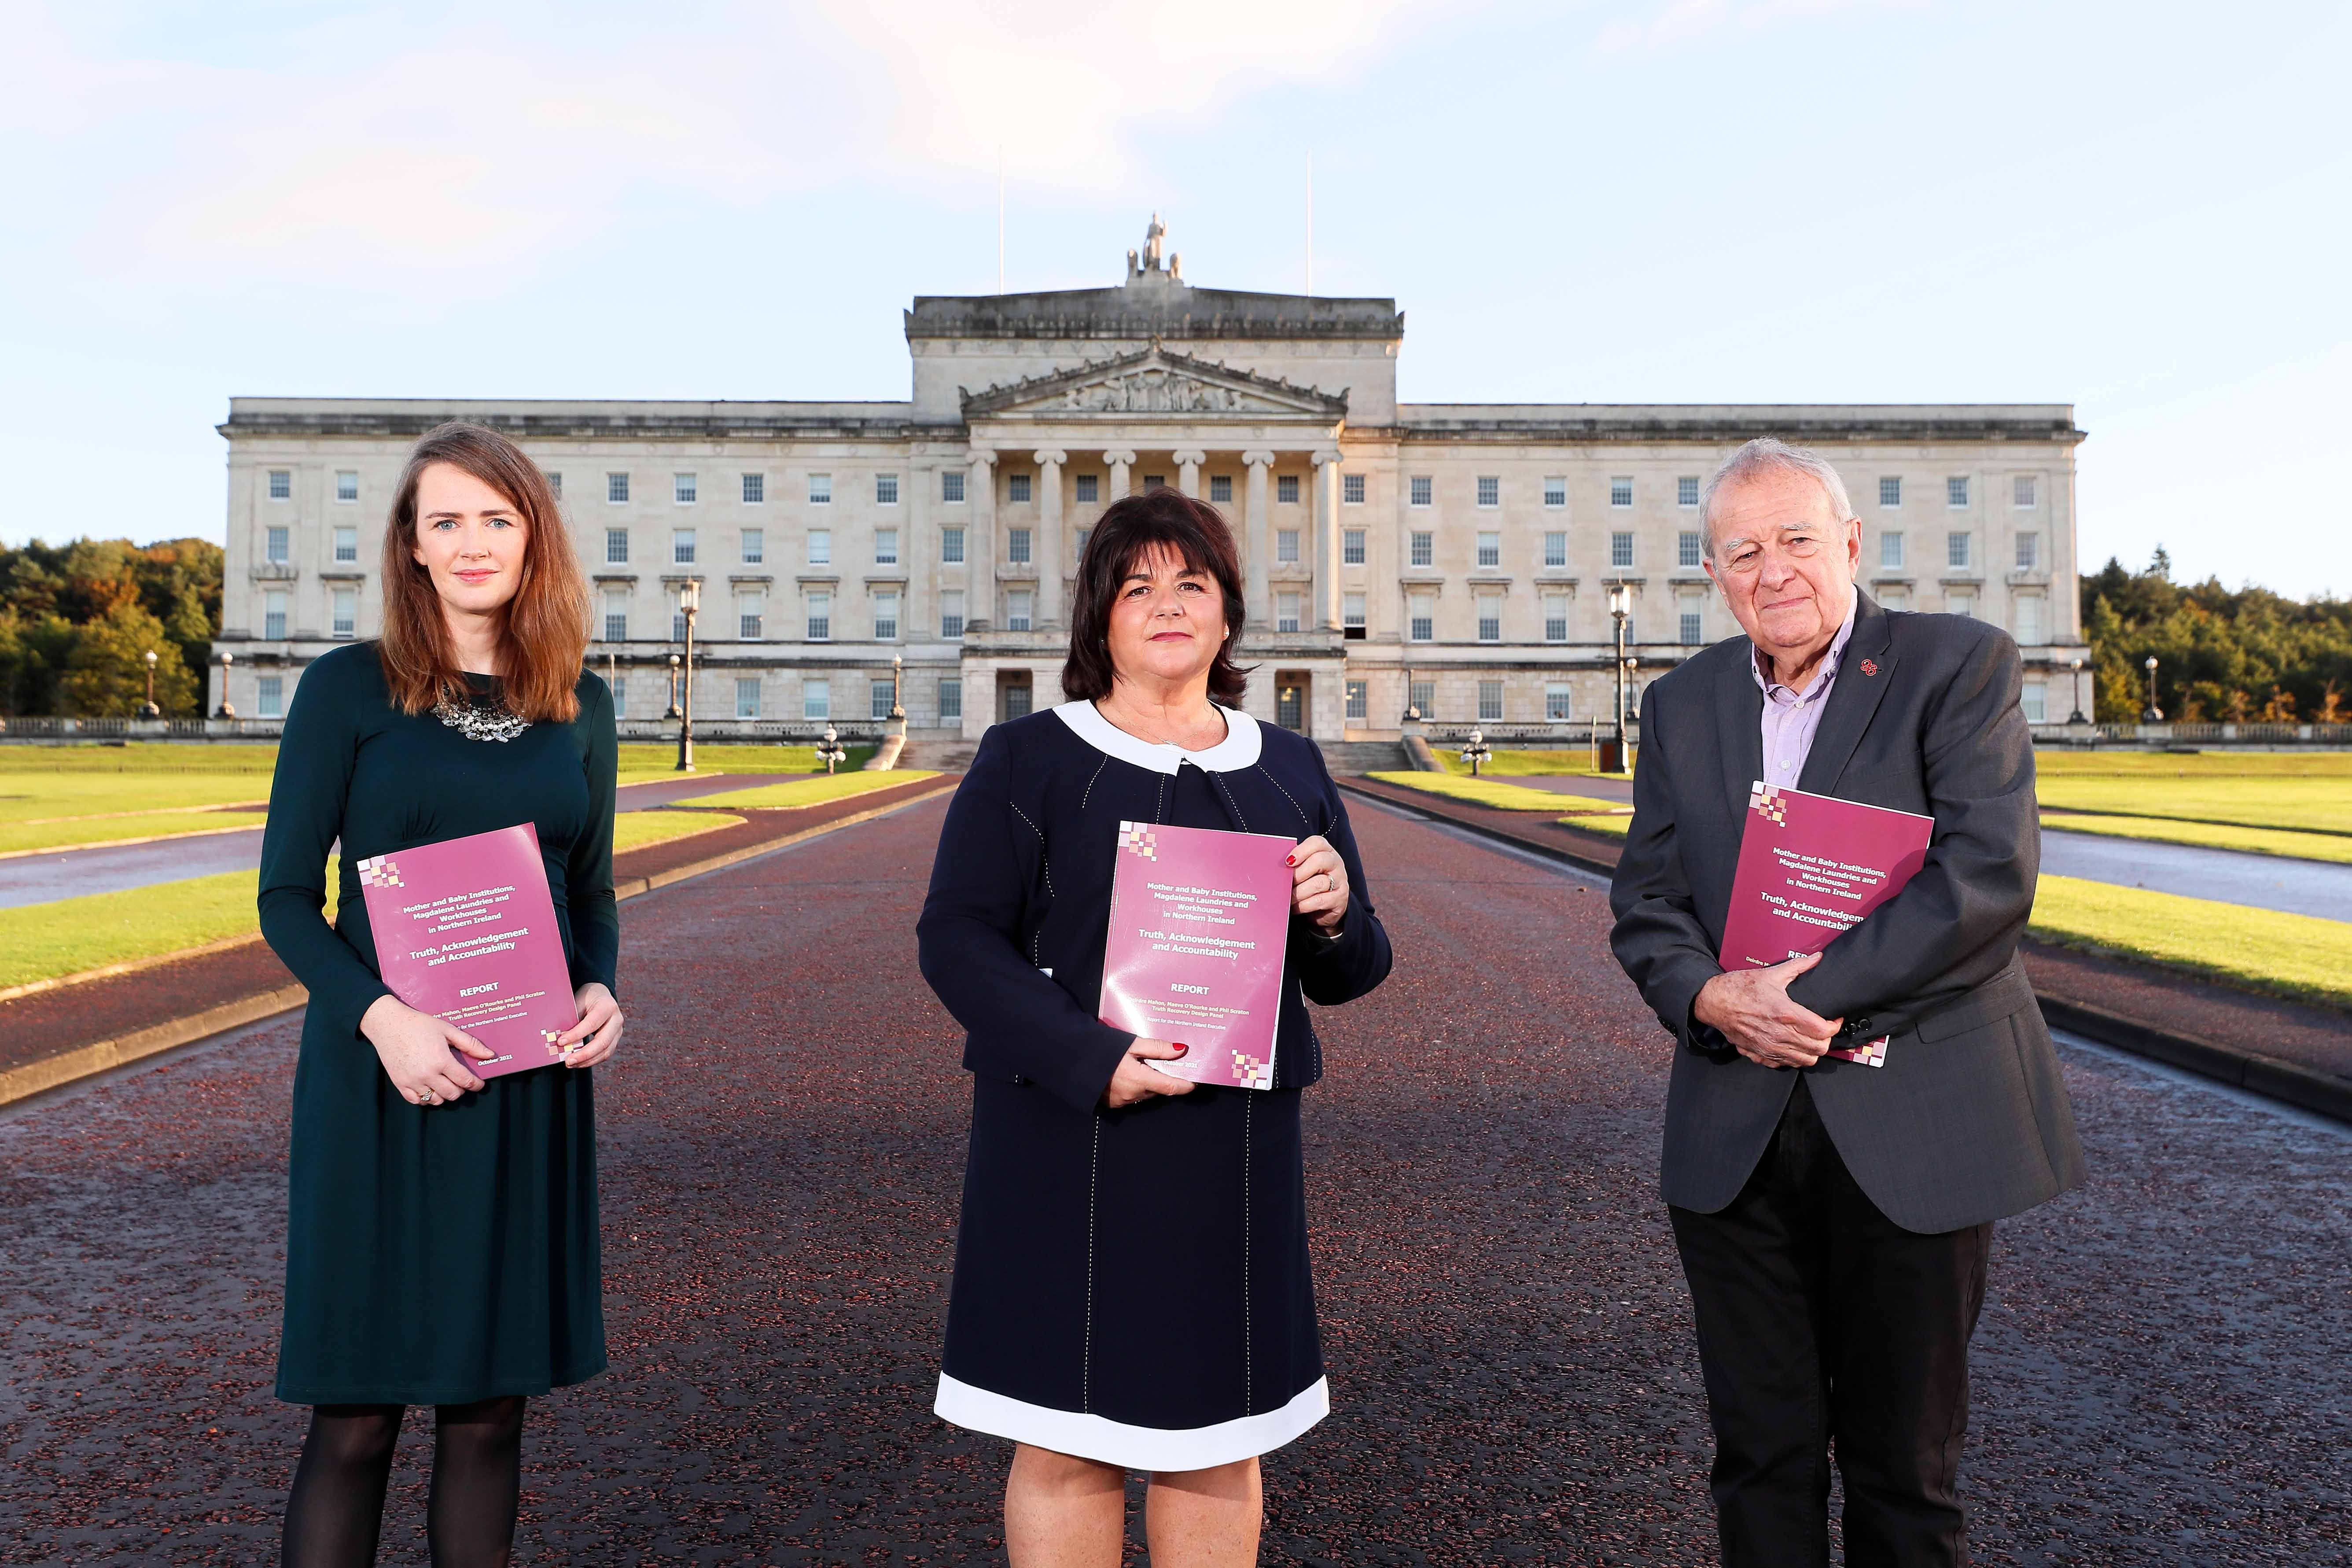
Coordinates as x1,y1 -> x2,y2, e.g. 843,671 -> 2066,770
215,220 -> 2090,745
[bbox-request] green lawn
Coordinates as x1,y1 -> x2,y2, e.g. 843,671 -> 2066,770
2029,874 -> 2352,1012
616,742 -> 878,780
2033,777 -> 2352,838
1557,813 -> 1632,839
2041,811 -> 2352,865
1366,770 -> 1624,814
0,773 -> 272,825
1432,747 -> 1617,778
689,772 -> 941,811
0,743 -> 279,774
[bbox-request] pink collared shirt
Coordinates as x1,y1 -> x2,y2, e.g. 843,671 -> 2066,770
1753,596 -> 1858,786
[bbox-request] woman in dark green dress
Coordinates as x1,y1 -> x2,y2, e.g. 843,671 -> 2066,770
258,422 -> 623,1567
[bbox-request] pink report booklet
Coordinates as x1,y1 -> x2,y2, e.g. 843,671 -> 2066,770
1097,821 -> 1297,1090
355,824 -> 581,1079
1718,782 -> 1933,1068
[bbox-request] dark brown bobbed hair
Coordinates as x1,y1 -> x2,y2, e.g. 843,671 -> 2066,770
378,422 -> 590,723
1062,489 -> 1253,707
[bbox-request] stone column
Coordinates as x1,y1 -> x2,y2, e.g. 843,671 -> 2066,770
1242,450 -> 1274,629
1105,449 -> 1136,503
1174,449 -> 1206,499
967,449 -> 998,630
1312,448 -> 1343,631
1034,449 -> 1066,630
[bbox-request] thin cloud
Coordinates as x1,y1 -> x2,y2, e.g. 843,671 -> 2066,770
1593,0 -> 1924,57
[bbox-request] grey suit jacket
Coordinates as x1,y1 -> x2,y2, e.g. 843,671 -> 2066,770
1608,592 -> 2086,1234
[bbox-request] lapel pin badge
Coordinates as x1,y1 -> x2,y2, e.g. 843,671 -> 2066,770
1859,658 -> 1878,677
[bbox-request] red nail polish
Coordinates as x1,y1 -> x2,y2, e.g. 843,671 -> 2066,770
1285,855 -> 1296,866
1170,1043 -> 1189,1058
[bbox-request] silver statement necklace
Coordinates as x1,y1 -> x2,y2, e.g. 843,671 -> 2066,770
433,684 -> 532,743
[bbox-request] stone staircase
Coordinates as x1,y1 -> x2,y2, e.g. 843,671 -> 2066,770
1310,739 -> 1413,775
897,738 -> 979,773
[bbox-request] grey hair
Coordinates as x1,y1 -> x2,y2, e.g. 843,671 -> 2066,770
1699,438 -> 1855,560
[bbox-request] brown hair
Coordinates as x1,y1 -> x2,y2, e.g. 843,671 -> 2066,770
1062,489 -> 1252,706
377,422 -> 590,722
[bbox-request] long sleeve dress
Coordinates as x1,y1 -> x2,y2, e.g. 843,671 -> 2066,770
916,700 -> 1392,1471
257,642 -> 616,1406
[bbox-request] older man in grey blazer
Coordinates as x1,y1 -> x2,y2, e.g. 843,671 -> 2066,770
1610,438 -> 2084,1568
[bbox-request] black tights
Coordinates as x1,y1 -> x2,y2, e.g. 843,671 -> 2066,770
282,1397 -> 526,1568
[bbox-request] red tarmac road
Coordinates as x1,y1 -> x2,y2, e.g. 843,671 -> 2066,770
2,796 -> 2346,1564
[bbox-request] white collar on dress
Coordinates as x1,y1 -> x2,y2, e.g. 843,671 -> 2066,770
1052,699 -> 1263,775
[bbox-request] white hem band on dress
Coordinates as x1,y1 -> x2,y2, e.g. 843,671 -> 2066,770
935,1373 -> 1328,1471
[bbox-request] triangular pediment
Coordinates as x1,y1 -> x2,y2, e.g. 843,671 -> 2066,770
961,346 -> 1348,419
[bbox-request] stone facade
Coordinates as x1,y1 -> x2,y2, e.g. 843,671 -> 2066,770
213,220 -> 2090,739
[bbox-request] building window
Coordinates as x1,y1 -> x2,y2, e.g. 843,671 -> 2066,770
1543,476 -> 1566,508
809,473 -> 832,505
547,473 -> 561,498
941,590 -> 965,639
607,472 -> 629,503
808,529 -> 831,566
1544,594 -> 1568,642
1610,532 -> 1635,569
1276,529 -> 1299,564
939,678 -> 963,722
1008,473 -> 1032,504
1343,474 -> 1367,505
1077,474 -> 1101,504
735,677 -> 761,719
603,589 -> 627,643
1947,591 -> 1975,619
1006,589 -> 1033,633
257,675 -> 284,717
870,679 -> 895,720
1410,531 -> 1434,568
1143,474 -> 1166,493
942,470 -> 966,504
803,681 -> 830,721
1207,475 -> 1230,504
873,591 -> 900,640
1678,476 -> 1700,508
1543,531 -> 1567,568
1476,531 -> 1500,568
876,528 -> 899,565
263,590 -> 287,640
1409,594 -> 1434,643
1075,526 -> 1091,562
1408,680 -> 1435,718
1341,528 -> 1366,566
1343,592 -> 1366,638
608,673 -> 624,717
267,470 -> 291,501
1948,532 -> 1972,570
739,593 -> 764,640
1477,594 -> 1501,642
1546,684 -> 1573,722
1681,609 -> 1704,645
1345,680 -> 1368,721
1277,593 -> 1301,634
2014,594 -> 2043,645
1880,588 -> 1908,612
1277,475 -> 1300,505
335,471 -> 358,503
742,472 -> 765,504
332,526 -> 358,563
2015,531 -> 2040,570
1881,531 -> 1904,570
1610,477 -> 1634,508
332,588 -> 357,639
265,526 -> 290,564
1678,531 -> 1704,568
1880,476 -> 1901,508
672,529 -> 696,565
1478,680 -> 1503,722
1476,476 -> 1500,508
941,526 -> 965,564
1410,476 -> 1433,508
675,472 -> 697,504
740,528 -> 764,564
673,604 -> 687,642
604,528 -> 628,564
876,473 -> 900,506
2021,682 -> 2047,723
1947,476 -> 1970,508
1008,528 -> 1032,565
805,590 -> 832,640
2013,475 -> 2037,508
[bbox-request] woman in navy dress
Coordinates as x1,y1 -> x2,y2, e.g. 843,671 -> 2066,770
258,423 -> 623,1566
917,489 -> 1392,1564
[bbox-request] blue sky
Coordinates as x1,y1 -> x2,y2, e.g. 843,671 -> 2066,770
4,0 -> 2345,599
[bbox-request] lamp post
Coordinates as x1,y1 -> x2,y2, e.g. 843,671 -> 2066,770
140,649 -> 161,718
1607,583 -> 1633,775
663,654 -> 682,720
1459,727 -> 1492,777
2068,657 -> 2087,725
674,581 -> 699,772
890,652 -> 905,721
816,722 -> 848,775
216,652 -> 236,719
2141,655 -> 2163,723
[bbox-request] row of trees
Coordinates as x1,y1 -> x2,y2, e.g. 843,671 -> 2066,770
2081,549 -> 2351,725
0,539 -> 223,717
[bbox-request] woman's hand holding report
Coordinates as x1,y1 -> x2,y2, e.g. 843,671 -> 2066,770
361,992 -> 494,1105
1104,1037 -> 1197,1108
1288,834 -> 1350,930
